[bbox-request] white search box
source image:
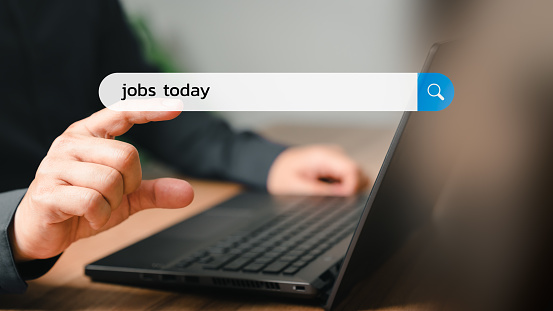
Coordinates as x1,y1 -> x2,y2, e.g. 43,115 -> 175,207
99,73 -> 454,112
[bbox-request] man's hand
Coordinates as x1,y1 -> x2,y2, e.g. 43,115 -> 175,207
267,145 -> 369,196
10,104 -> 194,262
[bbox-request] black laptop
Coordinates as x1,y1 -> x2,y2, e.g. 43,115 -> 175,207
86,43 -> 455,310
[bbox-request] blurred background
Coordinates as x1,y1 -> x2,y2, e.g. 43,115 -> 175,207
119,0 -> 436,130
121,2 -> 553,309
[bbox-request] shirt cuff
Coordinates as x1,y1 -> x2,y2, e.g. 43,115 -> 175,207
0,189 -> 60,294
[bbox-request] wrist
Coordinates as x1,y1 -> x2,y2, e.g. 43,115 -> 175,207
8,213 -> 34,263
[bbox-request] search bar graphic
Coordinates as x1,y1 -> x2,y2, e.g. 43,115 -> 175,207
99,73 -> 454,112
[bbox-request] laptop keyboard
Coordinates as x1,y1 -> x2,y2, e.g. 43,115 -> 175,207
171,197 -> 364,276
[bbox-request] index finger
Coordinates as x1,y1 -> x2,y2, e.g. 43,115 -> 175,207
67,99 -> 183,138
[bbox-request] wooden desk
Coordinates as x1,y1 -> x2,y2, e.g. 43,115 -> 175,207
2,125 -> 431,311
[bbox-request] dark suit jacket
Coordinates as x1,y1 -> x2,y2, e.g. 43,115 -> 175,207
0,0 -> 286,293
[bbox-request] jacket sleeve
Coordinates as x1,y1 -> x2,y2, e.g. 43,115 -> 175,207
98,0 -> 287,189
0,189 -> 59,294
128,114 -> 287,189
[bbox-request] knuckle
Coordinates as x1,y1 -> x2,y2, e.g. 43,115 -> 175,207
34,169 -> 50,180
314,144 -> 333,153
51,134 -> 75,151
115,143 -> 139,169
102,168 -> 123,190
308,147 -> 328,161
33,182 -> 56,198
82,189 -> 104,210
35,157 -> 57,178
344,161 -> 359,172
29,182 -> 57,209
313,144 -> 343,155
65,122 -> 81,133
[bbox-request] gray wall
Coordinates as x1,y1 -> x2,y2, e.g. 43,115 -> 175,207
120,0 -> 431,129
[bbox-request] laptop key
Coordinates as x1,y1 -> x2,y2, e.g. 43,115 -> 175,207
309,248 -> 324,256
278,255 -> 299,262
287,250 -> 305,257
283,266 -> 301,275
295,244 -> 311,252
242,263 -> 266,273
203,254 -> 236,270
301,242 -> 317,249
279,240 -> 298,248
207,247 -> 228,254
222,258 -> 252,271
197,256 -> 213,264
254,257 -> 275,264
241,252 -> 261,259
248,239 -> 264,247
262,261 -> 289,274
214,241 -> 236,248
300,254 -> 316,262
174,260 -> 194,268
318,243 -> 331,250
226,235 -> 246,243
228,248 -> 245,255
282,234 -> 295,240
271,246 -> 289,253
249,246 -> 269,253
235,244 -> 254,252
263,251 -> 282,258
267,241 -> 282,248
191,251 -> 208,258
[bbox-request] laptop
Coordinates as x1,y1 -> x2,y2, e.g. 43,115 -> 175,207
86,42 -> 455,310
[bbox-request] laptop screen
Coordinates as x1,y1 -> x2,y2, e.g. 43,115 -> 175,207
325,42 -> 462,310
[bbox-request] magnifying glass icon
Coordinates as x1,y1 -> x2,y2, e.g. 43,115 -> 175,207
427,83 -> 445,101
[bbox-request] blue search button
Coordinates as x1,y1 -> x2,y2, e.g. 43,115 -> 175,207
417,73 -> 454,111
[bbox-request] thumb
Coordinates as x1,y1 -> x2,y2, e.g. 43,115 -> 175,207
127,178 -> 194,214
